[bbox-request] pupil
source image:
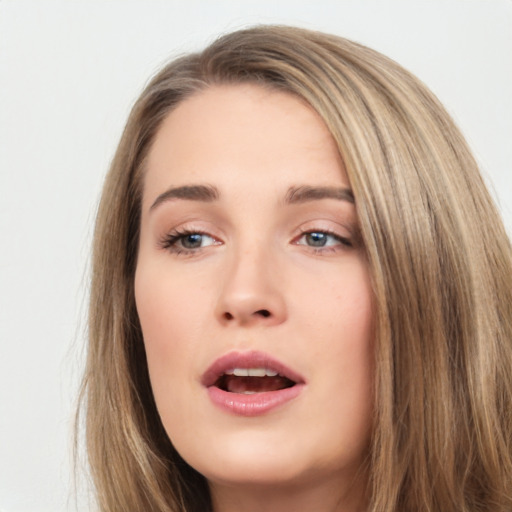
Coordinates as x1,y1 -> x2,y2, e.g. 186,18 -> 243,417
183,233 -> 202,248
307,232 -> 327,247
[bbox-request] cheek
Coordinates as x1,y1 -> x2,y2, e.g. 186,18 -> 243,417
327,260 -> 374,386
294,256 -> 373,340
135,257 -> 210,339
134,263 -> 207,400
298,259 -> 374,432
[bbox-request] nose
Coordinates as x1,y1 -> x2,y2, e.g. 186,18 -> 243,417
215,243 -> 287,327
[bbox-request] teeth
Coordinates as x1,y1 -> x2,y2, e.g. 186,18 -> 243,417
248,368 -> 266,377
225,368 -> 279,377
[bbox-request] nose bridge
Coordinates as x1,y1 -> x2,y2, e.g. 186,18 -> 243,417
216,234 -> 286,326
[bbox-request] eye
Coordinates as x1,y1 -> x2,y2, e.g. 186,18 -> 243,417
179,233 -> 215,249
160,229 -> 220,254
295,231 -> 352,249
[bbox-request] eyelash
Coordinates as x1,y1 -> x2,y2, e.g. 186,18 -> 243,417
159,228 -> 353,256
295,229 -> 353,254
159,228 -> 219,256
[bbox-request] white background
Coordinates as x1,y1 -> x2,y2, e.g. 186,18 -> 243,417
0,1 -> 511,511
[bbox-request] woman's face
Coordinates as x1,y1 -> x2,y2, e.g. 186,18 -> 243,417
135,85 -> 374,493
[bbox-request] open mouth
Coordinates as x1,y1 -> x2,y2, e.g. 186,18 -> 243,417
214,368 -> 296,394
202,351 -> 305,394
203,351 -> 305,415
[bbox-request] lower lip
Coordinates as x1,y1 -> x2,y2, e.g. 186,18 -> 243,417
207,384 -> 304,416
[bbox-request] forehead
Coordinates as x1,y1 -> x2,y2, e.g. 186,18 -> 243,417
143,84 -> 348,203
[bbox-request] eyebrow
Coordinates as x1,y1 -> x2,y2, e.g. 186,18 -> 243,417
285,185 -> 354,204
149,183 -> 354,212
150,184 -> 219,211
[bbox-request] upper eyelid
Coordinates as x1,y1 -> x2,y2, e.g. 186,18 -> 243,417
159,222 -> 224,240
162,228 -> 220,243
156,214 -> 356,243
291,220 -> 354,238
159,221 -> 353,238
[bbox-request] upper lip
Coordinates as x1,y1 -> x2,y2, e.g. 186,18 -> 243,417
201,350 -> 306,387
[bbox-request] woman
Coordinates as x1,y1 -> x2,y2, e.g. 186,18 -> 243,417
79,26 -> 512,512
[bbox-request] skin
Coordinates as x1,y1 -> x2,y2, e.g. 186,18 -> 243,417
135,84 -> 374,512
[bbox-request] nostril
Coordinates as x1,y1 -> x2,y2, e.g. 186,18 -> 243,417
221,309 -> 272,322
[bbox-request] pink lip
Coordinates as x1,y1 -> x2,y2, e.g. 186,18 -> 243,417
202,350 -> 306,417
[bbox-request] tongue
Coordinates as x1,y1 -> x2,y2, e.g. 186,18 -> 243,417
224,376 -> 294,394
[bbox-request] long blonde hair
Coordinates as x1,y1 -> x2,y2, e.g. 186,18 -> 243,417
79,25 -> 512,511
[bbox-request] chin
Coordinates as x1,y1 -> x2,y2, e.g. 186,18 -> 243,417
179,428 -> 353,490
206,455 -> 307,487
202,464 -> 323,492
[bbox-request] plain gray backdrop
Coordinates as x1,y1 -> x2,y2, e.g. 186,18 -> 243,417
1,1 -> 511,511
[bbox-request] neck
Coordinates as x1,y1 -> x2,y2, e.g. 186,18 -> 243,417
208,470 -> 368,512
